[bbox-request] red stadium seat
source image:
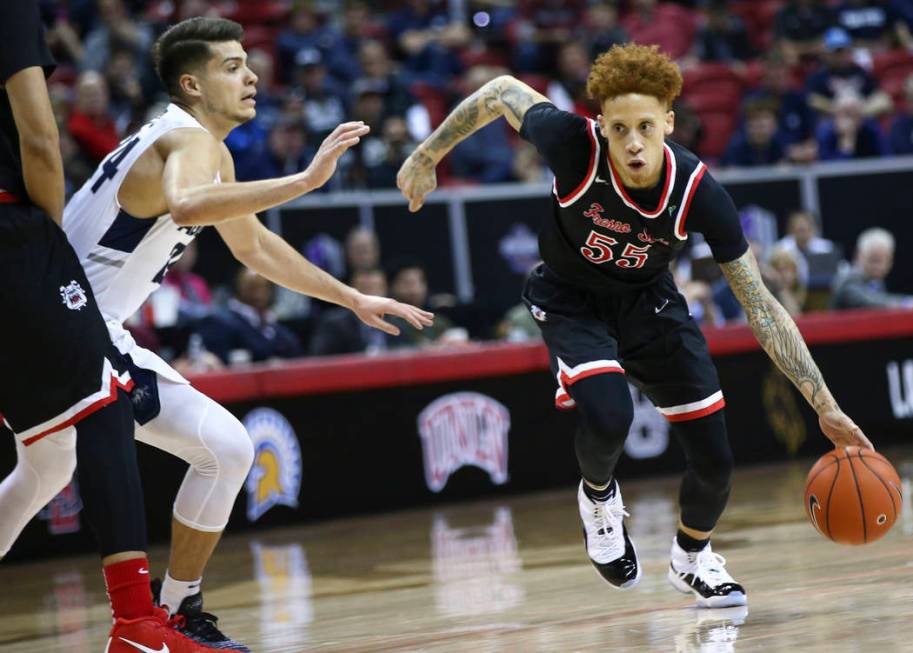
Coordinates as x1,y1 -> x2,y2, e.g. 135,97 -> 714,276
518,74 -> 550,96
695,111 -> 738,160
873,50 -> 913,106
242,25 -> 278,52
410,81 -> 450,129
683,63 -> 744,107
686,91 -> 740,114
224,0 -> 288,26
730,0 -> 783,50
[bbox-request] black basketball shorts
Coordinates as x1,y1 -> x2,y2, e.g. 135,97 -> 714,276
0,201 -> 133,444
522,263 -> 725,422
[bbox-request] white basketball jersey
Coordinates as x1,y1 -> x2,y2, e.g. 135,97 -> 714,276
64,103 -> 217,326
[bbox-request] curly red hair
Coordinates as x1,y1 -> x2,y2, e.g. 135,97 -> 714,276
586,44 -> 683,109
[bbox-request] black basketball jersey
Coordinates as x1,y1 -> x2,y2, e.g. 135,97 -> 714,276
520,102 -> 748,294
0,0 -> 55,201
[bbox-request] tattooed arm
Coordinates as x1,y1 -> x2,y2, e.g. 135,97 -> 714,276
397,75 -> 549,212
720,249 -> 873,449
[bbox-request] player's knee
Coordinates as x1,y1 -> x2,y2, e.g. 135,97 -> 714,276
24,429 -> 77,497
210,418 -> 255,483
574,377 -> 634,445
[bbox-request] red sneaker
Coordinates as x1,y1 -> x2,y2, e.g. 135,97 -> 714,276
105,608 -> 211,652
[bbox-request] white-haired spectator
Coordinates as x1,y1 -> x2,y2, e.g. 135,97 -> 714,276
832,228 -> 913,309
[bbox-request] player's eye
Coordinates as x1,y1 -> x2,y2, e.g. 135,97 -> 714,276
613,125 -> 625,133
640,122 -> 652,132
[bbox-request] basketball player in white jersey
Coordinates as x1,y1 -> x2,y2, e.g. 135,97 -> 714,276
62,17 -> 433,650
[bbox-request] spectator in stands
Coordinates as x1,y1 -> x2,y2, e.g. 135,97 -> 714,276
104,47 -> 145,134
776,210 -> 842,290
352,114 -> 418,188
692,0 -> 754,64
774,0 -> 835,65
325,0 -> 376,86
892,0 -> 913,47
767,246 -> 807,317
833,0 -> 910,51
356,40 -> 431,141
806,27 -> 893,117
276,1 -> 334,85
387,260 -> 458,348
387,0 -> 469,88
816,91 -> 888,159
295,48 -> 349,145
309,268 -> 393,355
547,42 -> 594,115
513,142 -> 550,183
345,226 -> 381,277
246,48 -> 282,129
832,228 -> 913,309
670,98 -> 704,152
196,269 -> 304,366
621,0 -> 696,60
68,70 -> 120,165
743,51 -> 818,163
721,98 -> 788,167
79,0 -> 155,75
512,0 -> 587,73
584,1 -> 628,60
888,73 -> 913,154
451,66 -> 516,183
236,118 -> 314,182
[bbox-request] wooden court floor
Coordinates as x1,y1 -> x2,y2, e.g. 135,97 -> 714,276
3,447 -> 913,653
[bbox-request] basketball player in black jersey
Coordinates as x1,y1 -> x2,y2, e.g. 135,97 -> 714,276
0,3 -> 227,652
398,44 -> 872,607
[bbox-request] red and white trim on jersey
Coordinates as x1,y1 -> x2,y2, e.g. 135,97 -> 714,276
12,359 -> 134,446
607,142 -> 677,219
552,119 -> 601,208
554,357 -> 625,410
657,390 -> 725,422
672,162 -> 707,241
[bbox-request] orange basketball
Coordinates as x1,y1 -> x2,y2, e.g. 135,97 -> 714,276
805,446 -> 902,545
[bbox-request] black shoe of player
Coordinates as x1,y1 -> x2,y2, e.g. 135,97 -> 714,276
151,578 -> 251,652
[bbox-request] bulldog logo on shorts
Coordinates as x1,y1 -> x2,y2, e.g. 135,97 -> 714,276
59,280 -> 88,311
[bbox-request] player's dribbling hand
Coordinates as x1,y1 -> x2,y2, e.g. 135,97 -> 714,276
302,121 -> 370,190
819,409 -> 874,450
351,293 -> 434,336
396,149 -> 437,213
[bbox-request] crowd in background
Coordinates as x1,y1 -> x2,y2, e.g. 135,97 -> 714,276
34,0 -> 913,368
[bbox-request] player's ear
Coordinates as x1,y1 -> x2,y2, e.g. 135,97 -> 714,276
596,114 -> 608,139
178,72 -> 203,100
665,110 -> 675,136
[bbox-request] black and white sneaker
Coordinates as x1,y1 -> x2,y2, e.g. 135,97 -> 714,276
578,480 -> 642,589
668,539 -> 747,608
151,578 -> 251,652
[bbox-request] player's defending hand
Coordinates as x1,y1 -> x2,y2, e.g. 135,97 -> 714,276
303,121 -> 370,190
397,149 -> 437,213
819,408 -> 874,450
351,293 -> 434,336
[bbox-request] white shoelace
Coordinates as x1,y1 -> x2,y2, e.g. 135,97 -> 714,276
589,501 -> 630,559
689,549 -> 735,587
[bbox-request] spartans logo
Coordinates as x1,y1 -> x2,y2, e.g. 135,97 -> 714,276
244,408 -> 302,522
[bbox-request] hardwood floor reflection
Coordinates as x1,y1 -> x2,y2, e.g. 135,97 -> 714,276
4,447 -> 913,652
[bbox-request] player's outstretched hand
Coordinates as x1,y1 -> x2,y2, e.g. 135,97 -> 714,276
819,409 -> 874,450
352,293 -> 434,336
304,121 -> 370,190
396,149 -> 437,213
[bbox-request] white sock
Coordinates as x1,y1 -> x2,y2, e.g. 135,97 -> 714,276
160,571 -> 202,616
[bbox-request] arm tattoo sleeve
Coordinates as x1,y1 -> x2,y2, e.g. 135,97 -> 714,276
423,77 -> 545,158
720,251 -> 836,413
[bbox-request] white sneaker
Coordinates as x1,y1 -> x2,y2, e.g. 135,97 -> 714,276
668,538 -> 747,608
578,480 -> 641,589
